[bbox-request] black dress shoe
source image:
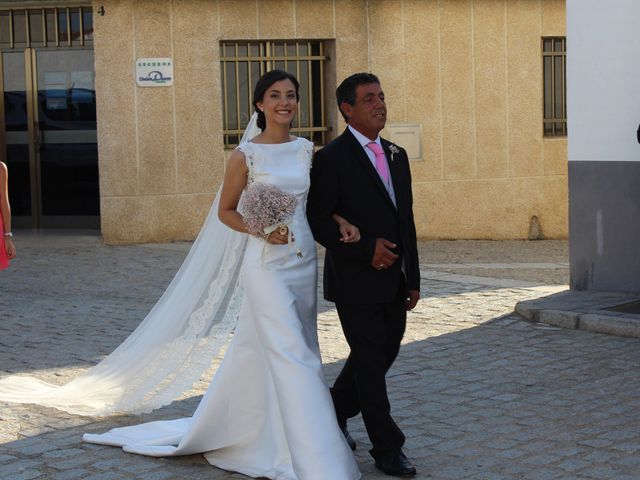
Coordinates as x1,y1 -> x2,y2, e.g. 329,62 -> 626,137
341,426 -> 356,451
375,451 -> 416,477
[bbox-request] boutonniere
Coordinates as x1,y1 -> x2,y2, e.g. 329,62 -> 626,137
388,143 -> 399,162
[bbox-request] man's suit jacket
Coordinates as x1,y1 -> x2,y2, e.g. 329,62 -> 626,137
307,128 -> 420,304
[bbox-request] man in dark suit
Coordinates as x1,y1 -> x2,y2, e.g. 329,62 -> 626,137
307,73 -> 420,477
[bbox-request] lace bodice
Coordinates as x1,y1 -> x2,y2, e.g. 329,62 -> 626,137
238,137 -> 314,210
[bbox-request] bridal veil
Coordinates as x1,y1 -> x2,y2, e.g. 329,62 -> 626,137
0,114 -> 262,416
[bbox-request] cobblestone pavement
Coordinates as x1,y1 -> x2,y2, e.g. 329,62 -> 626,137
1,233 -> 639,479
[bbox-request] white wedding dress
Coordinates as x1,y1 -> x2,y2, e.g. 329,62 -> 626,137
83,138 -> 360,480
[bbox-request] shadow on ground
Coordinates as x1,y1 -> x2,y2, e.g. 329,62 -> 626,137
2,314 -> 639,480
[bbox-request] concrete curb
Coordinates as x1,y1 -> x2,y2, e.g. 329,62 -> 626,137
515,291 -> 640,338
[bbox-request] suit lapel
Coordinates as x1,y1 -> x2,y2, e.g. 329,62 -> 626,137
343,129 -> 397,212
382,139 -> 403,213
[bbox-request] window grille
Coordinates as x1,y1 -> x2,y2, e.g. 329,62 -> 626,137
0,6 -> 93,50
220,40 -> 328,147
542,37 -> 566,137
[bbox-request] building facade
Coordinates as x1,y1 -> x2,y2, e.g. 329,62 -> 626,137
0,0 -> 567,244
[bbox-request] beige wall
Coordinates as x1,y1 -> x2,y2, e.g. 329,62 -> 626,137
94,0 -> 567,243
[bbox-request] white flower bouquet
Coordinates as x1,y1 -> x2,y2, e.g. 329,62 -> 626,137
241,182 -> 298,239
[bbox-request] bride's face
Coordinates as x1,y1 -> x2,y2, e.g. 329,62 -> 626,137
257,79 -> 298,128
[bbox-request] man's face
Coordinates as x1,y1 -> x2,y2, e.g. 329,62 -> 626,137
341,82 -> 386,140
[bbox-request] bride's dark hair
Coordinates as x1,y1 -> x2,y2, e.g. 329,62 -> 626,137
252,70 -> 300,131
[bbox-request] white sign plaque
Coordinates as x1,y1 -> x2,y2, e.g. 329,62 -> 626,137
136,58 -> 173,87
385,124 -> 423,161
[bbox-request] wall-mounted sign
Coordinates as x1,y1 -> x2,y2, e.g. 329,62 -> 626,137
136,58 -> 173,87
386,124 -> 423,161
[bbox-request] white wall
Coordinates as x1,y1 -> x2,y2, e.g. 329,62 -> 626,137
567,0 -> 640,162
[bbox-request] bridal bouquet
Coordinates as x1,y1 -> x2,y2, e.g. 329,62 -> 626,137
241,182 -> 298,241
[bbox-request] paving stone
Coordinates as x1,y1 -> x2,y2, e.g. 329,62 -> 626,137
0,459 -> 40,477
142,469 -> 186,480
84,472 -> 124,480
16,440 -> 62,456
2,235 -> 639,479
92,458 -> 127,471
577,438 -> 616,449
50,468 -> 93,480
40,448 -> 87,459
9,469 -> 44,480
495,448 -> 529,459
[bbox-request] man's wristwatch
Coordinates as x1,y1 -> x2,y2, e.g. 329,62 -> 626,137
3,232 -> 12,237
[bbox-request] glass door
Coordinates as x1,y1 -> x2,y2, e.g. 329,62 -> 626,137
33,49 -> 99,228
0,48 -> 99,229
0,51 -> 33,228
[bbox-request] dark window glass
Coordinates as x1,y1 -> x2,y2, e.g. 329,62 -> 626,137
28,10 -> 45,45
542,37 -> 567,137
12,11 -> 27,45
70,8 -> 81,43
58,10 -> 68,43
1,6 -> 91,48
0,11 -> 10,46
45,9 -> 57,43
82,7 -> 94,43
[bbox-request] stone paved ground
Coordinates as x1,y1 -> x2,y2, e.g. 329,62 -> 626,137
1,233 -> 639,479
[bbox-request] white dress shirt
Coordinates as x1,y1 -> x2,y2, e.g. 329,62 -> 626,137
347,125 -> 397,207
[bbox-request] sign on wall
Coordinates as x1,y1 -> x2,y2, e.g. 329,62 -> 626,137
136,58 -> 173,87
386,124 -> 423,161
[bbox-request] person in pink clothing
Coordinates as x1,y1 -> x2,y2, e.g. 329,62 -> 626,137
0,161 -> 16,269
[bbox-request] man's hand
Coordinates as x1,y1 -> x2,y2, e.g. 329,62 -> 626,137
371,238 -> 399,270
405,290 -> 419,311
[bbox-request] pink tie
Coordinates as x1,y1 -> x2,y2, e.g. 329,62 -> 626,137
366,142 -> 389,183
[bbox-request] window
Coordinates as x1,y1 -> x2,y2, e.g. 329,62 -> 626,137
220,40 -> 329,147
0,7 -> 93,49
542,37 -> 566,137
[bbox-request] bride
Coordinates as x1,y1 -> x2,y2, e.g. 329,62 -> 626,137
0,70 -> 361,480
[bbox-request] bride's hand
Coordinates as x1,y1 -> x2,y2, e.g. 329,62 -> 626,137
265,230 -> 289,245
339,223 -> 361,243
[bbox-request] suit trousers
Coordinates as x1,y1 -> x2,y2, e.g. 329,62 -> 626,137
331,280 -> 407,459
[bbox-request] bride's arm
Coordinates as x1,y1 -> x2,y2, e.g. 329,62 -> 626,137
218,149 -> 288,245
218,149 -> 249,233
331,213 -> 360,243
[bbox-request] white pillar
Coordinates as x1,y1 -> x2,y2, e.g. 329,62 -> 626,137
567,0 -> 640,291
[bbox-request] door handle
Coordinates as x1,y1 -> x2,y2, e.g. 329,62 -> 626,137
34,122 -> 44,151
